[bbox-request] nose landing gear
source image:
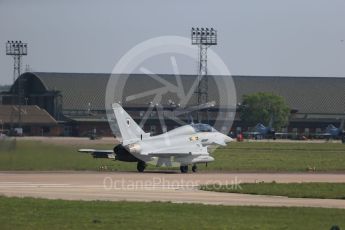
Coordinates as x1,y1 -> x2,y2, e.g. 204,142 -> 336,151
137,160 -> 147,172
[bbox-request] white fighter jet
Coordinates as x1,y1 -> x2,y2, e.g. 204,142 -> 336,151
79,103 -> 233,173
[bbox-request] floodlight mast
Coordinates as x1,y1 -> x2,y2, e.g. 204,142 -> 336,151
6,41 -> 28,131
191,27 -> 217,122
6,41 -> 28,83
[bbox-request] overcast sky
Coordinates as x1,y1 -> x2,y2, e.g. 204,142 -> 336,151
0,0 -> 344,85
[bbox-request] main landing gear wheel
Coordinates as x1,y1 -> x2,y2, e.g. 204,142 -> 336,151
180,165 -> 188,173
137,161 -> 146,172
192,164 -> 197,173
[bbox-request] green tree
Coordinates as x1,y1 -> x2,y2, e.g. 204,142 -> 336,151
239,92 -> 290,129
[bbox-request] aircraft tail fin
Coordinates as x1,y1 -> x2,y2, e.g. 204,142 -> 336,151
112,103 -> 149,144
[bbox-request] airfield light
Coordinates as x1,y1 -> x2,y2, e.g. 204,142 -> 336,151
191,27 -> 217,45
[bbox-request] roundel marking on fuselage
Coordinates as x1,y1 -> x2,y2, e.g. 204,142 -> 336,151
189,136 -> 199,141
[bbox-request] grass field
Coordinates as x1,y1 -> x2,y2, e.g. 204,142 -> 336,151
0,139 -> 345,172
198,142 -> 345,172
200,182 -> 345,199
0,139 -> 126,171
0,196 -> 344,230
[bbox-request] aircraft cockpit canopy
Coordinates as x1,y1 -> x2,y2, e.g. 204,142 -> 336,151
326,124 -> 337,130
191,123 -> 217,133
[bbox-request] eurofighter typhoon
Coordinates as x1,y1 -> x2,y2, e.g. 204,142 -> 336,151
79,103 -> 233,173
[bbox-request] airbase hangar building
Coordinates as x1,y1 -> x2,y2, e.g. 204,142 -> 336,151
0,72 -> 344,137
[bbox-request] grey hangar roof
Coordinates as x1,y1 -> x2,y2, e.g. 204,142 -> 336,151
11,72 -> 345,115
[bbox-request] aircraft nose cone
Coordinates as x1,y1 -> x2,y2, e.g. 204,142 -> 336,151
224,135 -> 233,143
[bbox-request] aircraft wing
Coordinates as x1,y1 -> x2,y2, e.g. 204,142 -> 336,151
318,133 -> 332,136
308,132 -> 332,137
243,131 -> 260,135
142,144 -> 208,157
243,131 -> 261,135
78,149 -> 115,159
274,132 -> 289,135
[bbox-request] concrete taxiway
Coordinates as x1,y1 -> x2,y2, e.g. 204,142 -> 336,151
1,172 -> 345,209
